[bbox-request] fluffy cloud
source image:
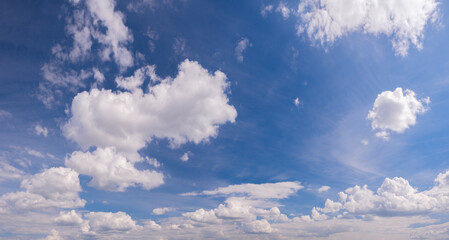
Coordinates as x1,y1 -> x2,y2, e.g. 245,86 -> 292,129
66,147 -> 164,192
180,152 -> 189,162
184,181 -> 303,199
63,59 -> 237,155
318,186 -> 331,193
367,88 -> 429,139
44,229 -> 64,240
153,207 -> 176,215
85,211 -> 139,233
54,210 -> 84,226
235,38 -> 251,62
0,167 -> 85,212
35,124 -> 49,137
312,169 -> 449,218
243,219 -> 275,234
296,0 -> 440,56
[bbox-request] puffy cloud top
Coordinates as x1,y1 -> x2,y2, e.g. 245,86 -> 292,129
63,59 -> 237,155
367,88 -> 429,139
0,167 -> 85,211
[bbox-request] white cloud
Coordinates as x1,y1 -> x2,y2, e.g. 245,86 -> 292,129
145,157 -> 161,168
92,67 -> 105,85
294,97 -> 300,107
184,181 -> 303,199
63,59 -> 237,156
25,148 -> 45,158
243,219 -> 275,234
180,152 -> 190,162
85,211 -> 139,233
318,186 -> 331,193
276,2 -> 291,19
0,161 -> 25,183
153,207 -> 176,215
66,147 -> 164,192
115,65 -> 158,92
367,88 -> 429,139
296,0 -> 440,56
0,167 -> 85,212
44,229 -> 64,240
183,208 -> 221,224
361,139 -> 369,145
261,5 -> 274,16
235,38 -> 251,62
35,124 -> 48,137
311,169 -> 449,219
84,0 -> 134,70
54,210 -> 84,226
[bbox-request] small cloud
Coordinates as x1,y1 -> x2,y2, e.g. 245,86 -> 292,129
276,2 -> 291,19
0,110 -> 12,119
367,88 -> 429,140
294,98 -> 301,107
180,152 -> 190,162
153,207 -> 176,215
35,124 -> 48,137
25,148 -> 45,158
361,139 -> 369,145
235,37 -> 251,63
146,157 -> 161,168
318,186 -> 331,193
173,37 -> 187,56
261,5 -> 273,16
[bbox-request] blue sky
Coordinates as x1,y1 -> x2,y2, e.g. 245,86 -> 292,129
1,0 -> 449,239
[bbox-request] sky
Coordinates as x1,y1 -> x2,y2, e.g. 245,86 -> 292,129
1,0 -> 449,239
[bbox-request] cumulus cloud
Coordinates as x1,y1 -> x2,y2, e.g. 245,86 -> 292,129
243,219 -> 275,234
54,210 -> 84,226
63,59 -> 237,156
66,147 -> 164,192
235,38 -> 251,62
0,167 -> 85,212
294,97 -> 301,107
296,0 -> 440,56
153,207 -> 176,215
367,88 -> 429,139
35,124 -> 48,137
44,229 -> 64,240
180,152 -> 189,162
312,169 -> 449,219
318,186 -> 331,193
85,211 -> 139,233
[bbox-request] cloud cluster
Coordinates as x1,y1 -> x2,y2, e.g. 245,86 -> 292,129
66,147 -> 164,192
39,0 -> 135,106
62,59 -> 236,191
63,59 -> 236,155
296,0 -> 440,56
314,170 -> 449,218
367,88 -> 429,139
0,167 -> 85,212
